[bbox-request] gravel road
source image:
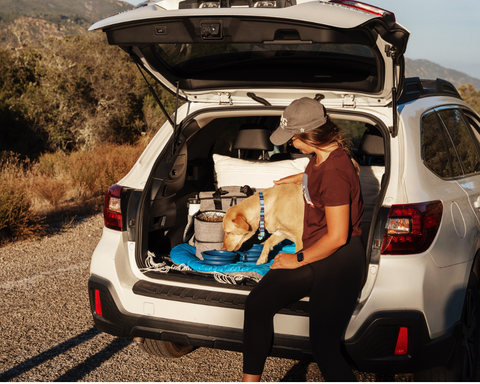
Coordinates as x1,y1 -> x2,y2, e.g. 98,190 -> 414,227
0,213 -> 413,382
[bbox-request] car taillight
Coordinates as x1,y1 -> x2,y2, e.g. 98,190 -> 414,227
381,201 -> 443,255
104,184 -> 123,231
329,0 -> 395,22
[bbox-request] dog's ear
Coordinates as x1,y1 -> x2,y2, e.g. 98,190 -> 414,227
233,214 -> 251,232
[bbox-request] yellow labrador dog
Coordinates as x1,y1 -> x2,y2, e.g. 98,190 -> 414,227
222,183 -> 304,264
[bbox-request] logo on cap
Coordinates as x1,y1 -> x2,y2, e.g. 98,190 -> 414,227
280,116 -> 288,130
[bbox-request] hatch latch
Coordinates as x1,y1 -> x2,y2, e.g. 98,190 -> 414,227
218,92 -> 232,105
342,94 -> 356,108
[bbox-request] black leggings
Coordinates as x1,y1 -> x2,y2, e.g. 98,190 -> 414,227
243,236 -> 365,382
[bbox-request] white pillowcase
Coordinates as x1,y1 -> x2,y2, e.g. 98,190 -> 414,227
213,154 -> 310,189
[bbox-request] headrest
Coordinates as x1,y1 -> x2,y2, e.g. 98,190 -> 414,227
233,124 -> 274,151
357,125 -> 384,157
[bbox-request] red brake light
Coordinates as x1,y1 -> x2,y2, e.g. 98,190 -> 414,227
394,327 -> 408,355
329,0 -> 395,22
104,184 -> 123,231
95,289 -> 103,317
381,201 -> 443,255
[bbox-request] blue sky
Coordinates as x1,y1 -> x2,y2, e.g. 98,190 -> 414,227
125,0 -> 480,80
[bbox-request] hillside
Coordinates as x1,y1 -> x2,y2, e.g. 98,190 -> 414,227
405,58 -> 480,90
0,0 -> 133,47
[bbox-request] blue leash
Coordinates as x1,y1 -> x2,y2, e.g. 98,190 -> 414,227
258,192 -> 265,240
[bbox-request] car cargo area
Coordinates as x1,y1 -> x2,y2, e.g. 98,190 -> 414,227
135,111 -> 386,286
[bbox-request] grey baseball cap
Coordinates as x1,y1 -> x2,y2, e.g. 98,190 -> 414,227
270,97 -> 327,146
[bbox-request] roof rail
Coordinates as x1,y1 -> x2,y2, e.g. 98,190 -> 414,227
397,77 -> 461,104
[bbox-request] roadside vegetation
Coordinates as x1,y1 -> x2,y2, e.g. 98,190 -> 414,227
1,31 -> 480,245
458,84 -> 480,113
0,143 -> 148,244
0,32 -> 175,245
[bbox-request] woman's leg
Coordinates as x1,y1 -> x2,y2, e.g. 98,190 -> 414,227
308,237 -> 366,382
243,266 -> 314,377
243,373 -> 261,382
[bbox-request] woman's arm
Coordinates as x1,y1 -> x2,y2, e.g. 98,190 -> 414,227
271,204 -> 350,269
273,172 -> 304,185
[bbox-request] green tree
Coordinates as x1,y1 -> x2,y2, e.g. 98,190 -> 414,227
458,84 -> 480,115
1,32 -> 175,158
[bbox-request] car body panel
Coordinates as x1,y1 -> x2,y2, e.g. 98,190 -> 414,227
346,253 -> 471,340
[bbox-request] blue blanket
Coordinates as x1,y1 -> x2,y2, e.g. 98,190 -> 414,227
170,242 -> 296,277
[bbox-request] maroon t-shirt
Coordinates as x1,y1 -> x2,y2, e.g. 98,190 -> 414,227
301,147 -> 364,250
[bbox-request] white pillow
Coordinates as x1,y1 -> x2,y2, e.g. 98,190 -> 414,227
213,154 -> 310,189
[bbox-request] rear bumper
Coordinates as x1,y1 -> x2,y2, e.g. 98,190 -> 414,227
88,275 -> 459,373
88,275 -> 313,361
344,311 -> 459,373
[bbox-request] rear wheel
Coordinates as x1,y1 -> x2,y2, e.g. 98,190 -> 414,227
414,271 -> 480,381
136,338 -> 195,358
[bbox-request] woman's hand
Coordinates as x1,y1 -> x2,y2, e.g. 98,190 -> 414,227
270,252 -> 301,269
273,172 -> 303,185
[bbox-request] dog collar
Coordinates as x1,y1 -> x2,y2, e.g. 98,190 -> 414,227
258,192 -> 265,240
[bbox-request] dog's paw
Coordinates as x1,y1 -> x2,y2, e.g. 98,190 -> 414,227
256,255 -> 268,265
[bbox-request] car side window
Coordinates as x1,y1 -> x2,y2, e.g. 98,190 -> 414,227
463,112 -> 480,173
421,111 -> 454,178
437,108 -> 480,176
464,112 -> 480,148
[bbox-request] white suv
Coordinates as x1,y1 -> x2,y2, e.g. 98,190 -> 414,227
88,0 -> 480,380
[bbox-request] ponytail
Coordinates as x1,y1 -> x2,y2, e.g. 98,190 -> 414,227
333,137 -> 360,176
296,119 -> 360,176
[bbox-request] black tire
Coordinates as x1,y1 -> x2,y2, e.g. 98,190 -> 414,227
138,338 -> 195,358
414,271 -> 480,381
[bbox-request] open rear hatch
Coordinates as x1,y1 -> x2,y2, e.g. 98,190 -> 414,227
89,0 -> 409,108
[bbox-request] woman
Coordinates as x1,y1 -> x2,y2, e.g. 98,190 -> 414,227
242,97 -> 365,382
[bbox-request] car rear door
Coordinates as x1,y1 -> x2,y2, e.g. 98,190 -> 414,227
89,0 -> 409,108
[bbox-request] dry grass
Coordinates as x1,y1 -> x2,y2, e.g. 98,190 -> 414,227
0,157 -> 44,244
33,176 -> 69,208
0,142 -> 147,245
68,142 -> 146,195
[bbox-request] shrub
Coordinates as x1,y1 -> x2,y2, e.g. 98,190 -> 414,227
0,157 -> 43,244
1,32 -> 174,157
32,176 -> 69,208
458,84 -> 480,114
35,151 -> 68,177
68,142 -> 145,196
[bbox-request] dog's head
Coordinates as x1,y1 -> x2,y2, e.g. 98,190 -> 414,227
222,206 -> 256,251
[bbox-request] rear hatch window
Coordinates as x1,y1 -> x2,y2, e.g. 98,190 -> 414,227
154,42 -> 380,92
